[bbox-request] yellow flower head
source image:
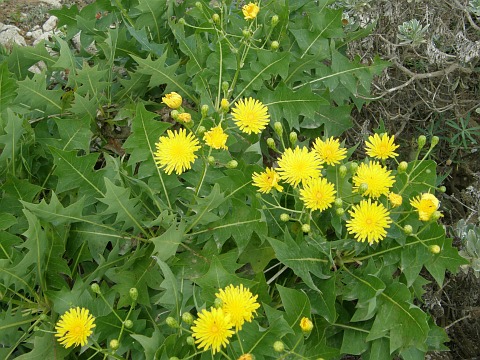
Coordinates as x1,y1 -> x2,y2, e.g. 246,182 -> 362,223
242,3 -> 260,20
365,133 -> 399,160
204,126 -> 228,150
313,137 -> 347,166
55,307 -> 96,348
346,199 -> 392,244
231,97 -> 270,134
410,193 -> 440,221
353,161 -> 395,198
191,307 -> 234,354
299,317 -> 314,332
162,92 -> 182,109
388,192 -> 403,208
215,284 -> 260,331
277,146 -> 323,188
252,167 -> 283,193
154,129 -> 201,175
238,354 -> 254,360
300,177 -> 336,212
177,112 -> 192,123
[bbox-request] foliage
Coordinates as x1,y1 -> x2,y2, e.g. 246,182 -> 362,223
455,219 -> 480,277
0,0 -> 467,359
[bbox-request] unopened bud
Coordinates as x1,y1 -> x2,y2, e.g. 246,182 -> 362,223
197,125 -> 206,136
266,138 -> 276,149
301,224 -> 310,233
39,314 -> 48,321
271,15 -> 279,26
165,316 -> 179,328
255,192 -> 262,199
177,112 -> 192,123
212,13 -> 220,24
178,18 -> 186,25
429,245 -> 441,254
289,131 -> 297,145
334,198 -> 343,207
170,109 -> 179,120
222,81 -> 229,92
280,213 -> 290,222
208,156 -> 216,165
124,320 -> 133,329
350,162 -> 358,174
270,41 -> 279,50
186,336 -> 195,346
339,165 -> 347,178
91,283 -> 101,294
129,287 -> 138,301
398,161 -> 408,173
220,98 -> 229,112
242,29 -> 251,38
439,186 -> 446,193
214,298 -> 223,308
273,341 -> 285,352
431,136 -> 439,148
110,339 -> 120,350
335,208 -> 345,216
226,160 -> 238,169
300,317 -> 314,333
195,1 -> 202,9
33,326 -> 40,331
431,211 -> 443,221
182,312 -> 194,325
403,224 -> 413,235
417,135 -> 426,149
358,183 -> 369,194
274,121 -> 283,136
201,104 -> 209,117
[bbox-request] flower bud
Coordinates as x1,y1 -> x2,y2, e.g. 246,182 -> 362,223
195,1 -> 202,9
299,317 -> 314,333
197,125 -> 206,136
110,339 -> 120,350
335,208 -> 345,216
242,29 -> 251,38
388,193 -> 403,208
403,224 -> 413,235
165,316 -> 179,328
162,92 -> 182,109
270,41 -> 279,50
220,98 -> 230,112
301,224 -> 310,233
226,160 -> 238,169
255,192 -> 262,199
178,18 -> 186,25
349,162 -> 358,174
222,81 -> 229,92
177,112 -> 192,124
289,131 -> 297,145
334,198 -> 343,207
431,211 -> 443,221
266,137 -> 276,149
208,156 -> 216,165
124,320 -> 133,329
273,341 -> 285,352
339,165 -> 347,178
358,183 -> 369,194
238,354 -> 255,360
417,135 -> 426,149
91,283 -> 101,294
201,104 -> 209,117
271,15 -> 279,26
274,121 -> 283,136
212,13 -> 220,24
398,161 -> 408,173
429,245 -> 441,254
129,287 -> 138,301
214,298 -> 223,308
431,136 -> 439,148
182,312 -> 194,325
439,186 -> 446,193
39,314 -> 48,321
33,326 -> 40,331
170,109 -> 179,120
186,336 -> 195,346
280,213 -> 290,222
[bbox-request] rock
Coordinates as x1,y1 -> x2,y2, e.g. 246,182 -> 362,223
43,16 -> 58,32
38,0 -> 62,8
0,22 -> 27,47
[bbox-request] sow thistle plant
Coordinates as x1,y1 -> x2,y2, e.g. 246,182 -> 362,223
0,0 -> 468,359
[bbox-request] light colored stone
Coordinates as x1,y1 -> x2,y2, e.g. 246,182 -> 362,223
26,31 -> 33,37
0,22 -> 27,47
38,0 -> 62,8
43,16 -> 58,32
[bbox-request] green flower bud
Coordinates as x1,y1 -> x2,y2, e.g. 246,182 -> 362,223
178,18 -> 186,25
165,316 -> 179,328
335,208 -> 345,216
186,336 -> 195,346
350,162 -> 358,174
255,192 -> 262,199
195,1 -> 202,9
91,283 -> 101,294
273,341 -> 285,352
289,131 -> 298,145
439,186 -> 446,193
334,198 -> 343,207
266,137 -> 276,149
212,13 -> 220,24
170,109 -> 179,120
431,211 -> 443,221
274,121 -> 283,136
280,213 -> 290,222
429,245 -> 441,254
270,41 -> 279,50
222,81 -> 229,92
214,298 -> 223,308
33,326 -> 40,332
403,224 -> 413,235
124,320 -> 134,329
358,183 -> 369,194
417,135 -> 426,149
271,15 -> 279,26
110,339 -> 120,350
208,156 -> 216,165
39,314 -> 48,321
301,224 -> 310,233
226,160 -> 238,169
398,161 -> 408,173
182,312 -> 194,325
201,104 -> 209,117
197,125 -> 206,136
242,29 -> 251,38
170,357 -> 180,360
339,165 -> 347,178
220,98 -> 230,112
431,136 -> 439,148
129,287 -> 138,301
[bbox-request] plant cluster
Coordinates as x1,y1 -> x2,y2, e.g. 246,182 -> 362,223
0,0 -> 468,359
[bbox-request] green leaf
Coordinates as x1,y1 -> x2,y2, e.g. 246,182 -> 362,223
308,276 -> 336,323
75,63 -> 110,99
367,338 -> 390,360
15,333 -> 68,360
0,213 -> 16,230
155,258 -> 180,315
187,184 -> 226,231
313,104 -> 353,136
170,22 -> 209,76
54,115 -> 93,152
277,284 -> 311,327
134,0 -> 167,43
52,36 -> 80,81
0,62 -> 17,113
50,4 -> 80,40
7,42 -> 54,79
151,221 -> 185,261
0,109 -> 24,172
131,329 -> 165,360
340,327 -> 369,355
0,175 -> 42,216
69,93 -> 98,120
15,73 -> 63,115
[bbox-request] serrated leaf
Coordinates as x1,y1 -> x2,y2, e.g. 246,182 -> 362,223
15,73 -> 63,115
170,22 -> 208,76
0,109 -> 24,171
0,175 -> 42,216
50,4 -> 80,40
151,221 -> 185,261
307,276 -> 336,323
131,329 -> 165,360
187,184 -> 225,230
277,285 -> 311,327
155,258 -> 180,315
54,115 -> 93,152
52,37 -> 80,84
7,42 -> 55,79
0,62 -> 17,113
69,93 -> 98,120
14,333 -> 69,360
75,63 -> 110,99
134,0 -> 167,43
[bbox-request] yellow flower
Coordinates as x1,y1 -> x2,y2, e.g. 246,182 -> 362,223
299,317 -> 314,332
300,177 -> 336,212
312,137 -> 347,166
242,3 -> 260,20
204,126 -> 228,150
231,97 -> 270,134
410,193 -> 440,221
55,307 -> 96,348
220,98 -> 230,112
346,199 -> 392,244
353,161 -> 395,198
365,133 -> 399,160
191,307 -> 234,354
388,192 -> 403,207
252,167 -> 283,193
162,92 -> 182,109
177,112 -> 192,123
238,354 -> 254,360
215,284 -> 260,331
277,146 -> 323,188
154,129 -> 201,175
